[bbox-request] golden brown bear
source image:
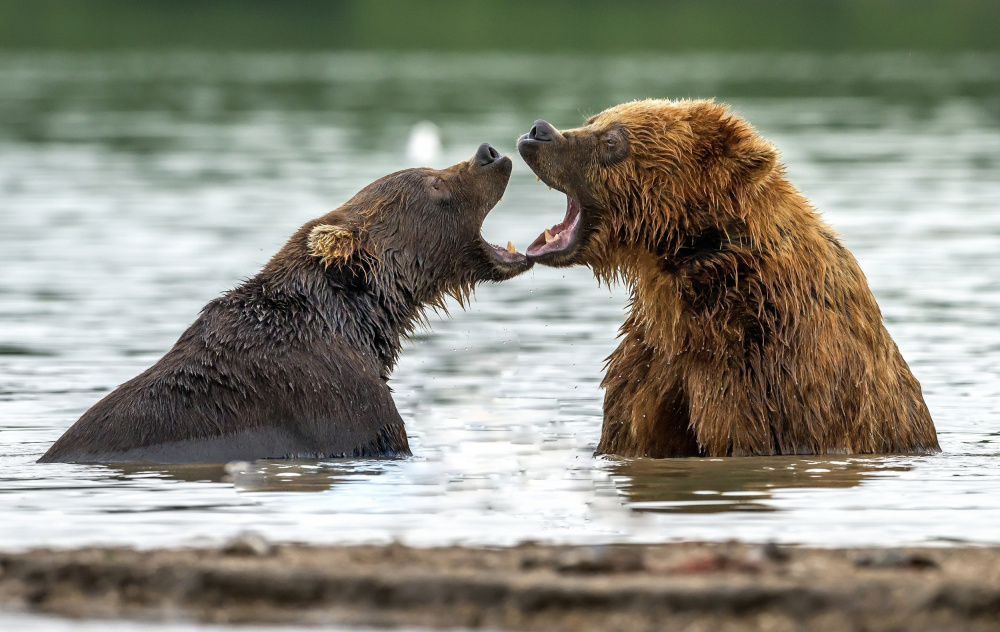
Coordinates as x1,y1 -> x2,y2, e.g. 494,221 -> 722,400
517,99 -> 939,458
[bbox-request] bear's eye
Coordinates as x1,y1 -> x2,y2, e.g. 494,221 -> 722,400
598,129 -> 629,165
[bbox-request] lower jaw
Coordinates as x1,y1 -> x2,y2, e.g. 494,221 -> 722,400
526,239 -> 581,266
494,257 -> 531,272
525,221 -> 583,264
525,195 -> 583,261
484,243 -> 532,276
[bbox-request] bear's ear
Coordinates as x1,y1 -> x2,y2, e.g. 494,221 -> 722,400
728,136 -> 778,188
308,223 -> 359,268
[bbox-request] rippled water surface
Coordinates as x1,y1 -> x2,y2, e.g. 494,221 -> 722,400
2,52 -> 1000,550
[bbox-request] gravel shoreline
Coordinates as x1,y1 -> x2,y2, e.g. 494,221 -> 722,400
1,540 -> 998,631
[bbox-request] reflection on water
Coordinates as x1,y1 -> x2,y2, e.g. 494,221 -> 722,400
111,460 -> 387,493
1,52 -> 1000,550
609,457 -> 909,513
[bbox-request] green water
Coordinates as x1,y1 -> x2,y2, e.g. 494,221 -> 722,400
3,0 -> 1000,52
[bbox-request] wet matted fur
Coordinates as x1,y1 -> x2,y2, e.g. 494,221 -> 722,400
518,99 -> 938,457
40,146 -> 530,464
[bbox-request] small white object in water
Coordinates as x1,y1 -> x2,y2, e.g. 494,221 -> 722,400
407,121 -> 442,165
224,460 -> 252,476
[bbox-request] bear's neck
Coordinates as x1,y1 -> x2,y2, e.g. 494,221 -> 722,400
229,260 -> 421,379
602,182 -> 828,349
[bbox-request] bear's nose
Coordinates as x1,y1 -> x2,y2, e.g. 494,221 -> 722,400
475,142 -> 502,166
527,120 -> 555,142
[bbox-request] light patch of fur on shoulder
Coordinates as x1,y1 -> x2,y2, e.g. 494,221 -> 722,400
308,224 -> 356,268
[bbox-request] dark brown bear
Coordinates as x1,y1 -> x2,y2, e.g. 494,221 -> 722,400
40,143 -> 530,464
517,99 -> 939,458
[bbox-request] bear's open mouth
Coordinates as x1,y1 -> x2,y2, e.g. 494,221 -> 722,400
479,205 -> 528,268
525,195 -> 582,258
484,236 -> 528,265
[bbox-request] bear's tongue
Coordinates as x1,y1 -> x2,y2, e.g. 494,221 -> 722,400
526,195 -> 581,257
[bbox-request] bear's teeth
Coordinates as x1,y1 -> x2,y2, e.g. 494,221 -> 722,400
544,229 -> 558,243
506,241 -> 517,254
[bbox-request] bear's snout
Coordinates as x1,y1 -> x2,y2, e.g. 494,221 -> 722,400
525,119 -> 555,143
475,142 -> 502,167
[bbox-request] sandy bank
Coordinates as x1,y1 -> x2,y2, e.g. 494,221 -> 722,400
1,540 -> 998,631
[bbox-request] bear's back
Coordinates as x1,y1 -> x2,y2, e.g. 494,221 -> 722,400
39,303 -> 409,464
